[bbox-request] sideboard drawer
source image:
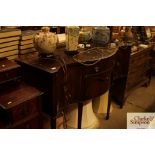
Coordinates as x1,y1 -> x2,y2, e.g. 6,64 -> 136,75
84,57 -> 114,75
0,68 -> 21,84
13,116 -> 41,129
130,50 -> 149,63
0,58 -> 21,84
128,61 -> 150,75
126,70 -> 147,90
9,97 -> 40,123
83,68 -> 112,100
0,83 -> 43,129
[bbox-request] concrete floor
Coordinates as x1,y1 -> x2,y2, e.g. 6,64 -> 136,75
43,76 -> 155,129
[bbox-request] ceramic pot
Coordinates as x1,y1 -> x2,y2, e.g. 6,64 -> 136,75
79,31 -> 92,43
34,27 -> 57,55
92,26 -> 110,46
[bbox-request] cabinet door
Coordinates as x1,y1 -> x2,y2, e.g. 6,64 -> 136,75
83,68 -> 112,100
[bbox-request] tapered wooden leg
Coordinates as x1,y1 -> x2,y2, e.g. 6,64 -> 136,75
120,104 -> 123,109
51,118 -> 56,129
78,102 -> 83,129
106,93 -> 111,120
106,74 -> 113,120
148,69 -> 152,85
63,109 -> 68,129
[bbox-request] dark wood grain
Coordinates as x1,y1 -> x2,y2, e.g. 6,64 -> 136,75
0,58 -> 21,85
150,46 -> 155,74
111,45 -> 153,108
0,82 -> 43,129
0,58 -> 20,72
16,47 -> 117,128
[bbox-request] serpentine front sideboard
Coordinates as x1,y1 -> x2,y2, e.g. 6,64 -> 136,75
16,47 -> 117,128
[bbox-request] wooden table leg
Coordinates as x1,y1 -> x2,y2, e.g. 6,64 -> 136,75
148,68 -> 152,86
78,102 -> 83,129
51,118 -> 56,129
106,74 -> 114,120
106,92 -> 111,120
120,103 -> 123,109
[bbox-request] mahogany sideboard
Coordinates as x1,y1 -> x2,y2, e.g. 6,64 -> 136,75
150,45 -> 155,74
15,48 -> 117,128
111,45 -> 153,108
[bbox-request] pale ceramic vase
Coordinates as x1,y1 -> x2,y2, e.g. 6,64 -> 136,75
34,27 -> 58,55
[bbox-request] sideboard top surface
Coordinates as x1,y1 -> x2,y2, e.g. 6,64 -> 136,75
16,47 -> 117,74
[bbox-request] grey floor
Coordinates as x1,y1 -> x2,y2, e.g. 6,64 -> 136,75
43,76 -> 155,129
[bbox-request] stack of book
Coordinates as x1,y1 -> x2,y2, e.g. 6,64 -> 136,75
19,30 -> 39,55
0,28 -> 21,60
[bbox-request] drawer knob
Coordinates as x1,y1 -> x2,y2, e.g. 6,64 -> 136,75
94,67 -> 99,72
7,101 -> 12,105
50,67 -> 56,70
116,62 -> 120,66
